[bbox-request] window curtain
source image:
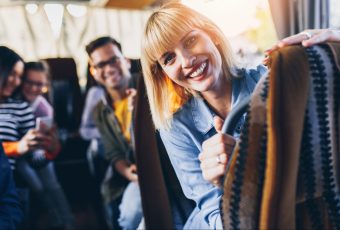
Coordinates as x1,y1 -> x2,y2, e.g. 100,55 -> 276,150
268,0 -> 330,39
0,5 -> 151,85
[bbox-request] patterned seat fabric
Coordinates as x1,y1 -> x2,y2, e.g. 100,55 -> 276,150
221,43 -> 340,229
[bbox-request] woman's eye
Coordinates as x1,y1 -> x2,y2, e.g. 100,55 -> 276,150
163,53 -> 175,66
185,35 -> 197,48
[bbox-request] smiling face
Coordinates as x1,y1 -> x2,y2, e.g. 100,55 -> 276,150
22,69 -> 49,103
1,60 -> 24,98
158,29 -> 223,94
141,2 -> 236,129
89,43 -> 130,90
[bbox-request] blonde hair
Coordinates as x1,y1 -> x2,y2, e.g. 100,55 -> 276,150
141,1 -> 236,130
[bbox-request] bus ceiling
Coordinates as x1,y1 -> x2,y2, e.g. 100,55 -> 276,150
0,0 -> 166,9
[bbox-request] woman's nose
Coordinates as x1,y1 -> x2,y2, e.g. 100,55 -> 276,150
180,51 -> 196,68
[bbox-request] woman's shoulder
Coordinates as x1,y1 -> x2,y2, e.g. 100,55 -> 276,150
234,65 -> 267,83
163,96 -> 213,135
231,65 -> 267,105
0,98 -> 33,119
234,65 -> 267,89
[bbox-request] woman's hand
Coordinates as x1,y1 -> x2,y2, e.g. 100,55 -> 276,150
277,29 -> 340,48
36,125 -> 60,154
198,116 -> 236,187
264,28 -> 340,65
17,126 -> 60,155
17,129 -> 39,154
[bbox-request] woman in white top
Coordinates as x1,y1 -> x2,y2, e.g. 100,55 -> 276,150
18,61 -> 74,229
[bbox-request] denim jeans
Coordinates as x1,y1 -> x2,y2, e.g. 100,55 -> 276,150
16,158 -> 59,192
118,182 -> 143,230
15,158 -> 74,228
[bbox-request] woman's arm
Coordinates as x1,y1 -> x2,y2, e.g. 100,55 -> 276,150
264,28 -> 340,64
278,29 -> 340,48
160,128 -> 224,229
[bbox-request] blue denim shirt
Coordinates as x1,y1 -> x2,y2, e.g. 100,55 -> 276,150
160,65 -> 267,229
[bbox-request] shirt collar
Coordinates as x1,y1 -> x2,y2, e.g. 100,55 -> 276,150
190,76 -> 239,135
191,96 -> 215,135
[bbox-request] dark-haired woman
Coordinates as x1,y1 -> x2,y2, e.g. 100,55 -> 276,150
0,46 -> 73,229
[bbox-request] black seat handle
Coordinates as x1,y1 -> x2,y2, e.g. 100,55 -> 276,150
220,96 -> 250,183
222,96 -> 251,135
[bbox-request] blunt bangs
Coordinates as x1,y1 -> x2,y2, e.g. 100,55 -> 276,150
143,6 -> 206,64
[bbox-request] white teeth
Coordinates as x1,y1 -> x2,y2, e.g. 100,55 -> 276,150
189,62 -> 207,78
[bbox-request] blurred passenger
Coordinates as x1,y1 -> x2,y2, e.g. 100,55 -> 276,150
0,46 -> 72,229
85,36 -> 142,230
0,57 -> 22,229
18,61 -> 74,229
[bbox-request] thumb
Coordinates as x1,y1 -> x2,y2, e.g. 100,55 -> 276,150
213,116 -> 224,133
126,88 -> 137,96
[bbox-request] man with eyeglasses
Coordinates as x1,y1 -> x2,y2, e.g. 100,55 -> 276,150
84,37 -> 142,230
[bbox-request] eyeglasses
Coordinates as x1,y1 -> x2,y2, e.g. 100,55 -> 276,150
24,79 -> 48,92
93,56 -> 119,70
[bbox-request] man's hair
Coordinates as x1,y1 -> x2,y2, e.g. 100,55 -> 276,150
85,36 -> 122,56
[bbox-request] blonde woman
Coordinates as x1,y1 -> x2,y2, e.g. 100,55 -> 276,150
141,1 -> 340,227
141,2 -> 266,228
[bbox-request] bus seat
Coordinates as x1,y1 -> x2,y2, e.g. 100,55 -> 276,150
43,57 -> 83,140
134,75 -> 195,229
221,43 -> 340,229
42,57 -> 94,208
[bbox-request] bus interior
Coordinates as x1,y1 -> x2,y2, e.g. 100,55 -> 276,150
1,0 -> 340,229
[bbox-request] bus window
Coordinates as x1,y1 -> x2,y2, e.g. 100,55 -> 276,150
330,0 -> 340,28
182,0 -> 277,68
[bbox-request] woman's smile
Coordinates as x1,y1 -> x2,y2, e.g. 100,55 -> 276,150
186,60 -> 208,80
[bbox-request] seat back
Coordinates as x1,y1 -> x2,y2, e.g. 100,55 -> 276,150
44,58 -> 83,139
134,75 -> 194,229
221,43 -> 340,229
43,58 -> 93,206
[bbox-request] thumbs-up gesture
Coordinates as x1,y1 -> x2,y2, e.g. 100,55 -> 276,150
198,116 -> 236,187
